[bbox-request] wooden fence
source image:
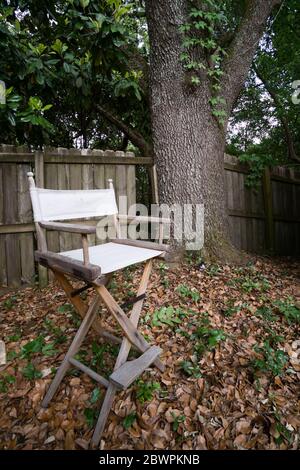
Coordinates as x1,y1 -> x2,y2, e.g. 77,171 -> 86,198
225,154 -> 300,256
0,146 -> 299,288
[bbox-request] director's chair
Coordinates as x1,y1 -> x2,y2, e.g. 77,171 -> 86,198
27,172 -> 170,447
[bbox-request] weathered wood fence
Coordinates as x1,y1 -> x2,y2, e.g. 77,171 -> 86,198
225,154 -> 300,256
0,146 -> 299,287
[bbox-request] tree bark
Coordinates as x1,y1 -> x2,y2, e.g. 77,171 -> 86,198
145,0 -> 281,262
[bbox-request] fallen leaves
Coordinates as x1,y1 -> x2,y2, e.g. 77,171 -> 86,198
0,256 -> 299,450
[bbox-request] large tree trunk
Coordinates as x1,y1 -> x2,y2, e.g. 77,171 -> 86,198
145,0 -> 281,262
145,1 -> 237,262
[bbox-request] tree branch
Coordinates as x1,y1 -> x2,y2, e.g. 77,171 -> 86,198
254,66 -> 300,163
97,105 -> 152,156
221,0 -> 282,116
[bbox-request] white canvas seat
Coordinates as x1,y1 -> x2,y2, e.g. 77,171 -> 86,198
61,242 -> 163,274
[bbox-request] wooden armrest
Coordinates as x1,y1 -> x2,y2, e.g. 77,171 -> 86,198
35,251 -> 101,282
117,215 -> 171,224
110,238 -> 169,252
39,221 -> 96,234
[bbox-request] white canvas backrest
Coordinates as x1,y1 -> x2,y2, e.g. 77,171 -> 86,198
27,173 -> 118,222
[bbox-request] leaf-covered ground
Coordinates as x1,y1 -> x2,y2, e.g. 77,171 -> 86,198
0,256 -> 299,450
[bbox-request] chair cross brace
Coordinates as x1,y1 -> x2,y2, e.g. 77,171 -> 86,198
70,283 -> 93,298
120,293 -> 146,310
41,259 -> 164,448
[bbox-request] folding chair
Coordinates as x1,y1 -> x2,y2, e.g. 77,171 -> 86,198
27,172 -> 170,447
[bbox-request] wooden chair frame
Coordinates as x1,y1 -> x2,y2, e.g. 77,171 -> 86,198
27,172 -> 170,447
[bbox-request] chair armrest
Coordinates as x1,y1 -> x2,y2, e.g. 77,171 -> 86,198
35,250 -> 101,282
110,238 -> 169,252
39,221 -> 96,234
117,215 -> 171,224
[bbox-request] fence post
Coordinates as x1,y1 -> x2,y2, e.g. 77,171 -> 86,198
262,167 -> 275,253
34,150 -> 48,287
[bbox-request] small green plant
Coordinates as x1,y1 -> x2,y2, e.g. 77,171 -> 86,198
255,305 -> 277,322
6,350 -> 18,361
84,387 -> 102,427
20,336 -> 57,359
90,342 -> 107,371
152,306 -> 186,328
180,360 -> 201,378
58,303 -> 81,327
159,263 -> 170,288
192,314 -> 225,356
136,380 -> 160,404
123,412 -> 137,430
158,262 -> 168,274
274,298 -> 300,324
90,387 -> 101,404
43,317 -> 67,345
176,284 -> 200,302
22,363 -> 42,380
7,329 -> 22,342
0,374 -> 16,393
223,301 -> 245,317
230,275 -> 270,293
172,413 -> 185,432
273,410 -> 293,445
253,340 -> 288,376
84,408 -> 98,427
2,295 -> 18,310
206,265 -> 221,277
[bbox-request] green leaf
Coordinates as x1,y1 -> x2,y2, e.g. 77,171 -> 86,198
80,0 -> 90,8
22,363 -> 42,380
123,412 -> 137,429
90,387 -> 101,404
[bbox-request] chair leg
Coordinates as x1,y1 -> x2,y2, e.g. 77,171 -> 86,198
53,270 -> 103,335
42,296 -> 101,408
95,285 -> 164,372
91,260 -> 156,447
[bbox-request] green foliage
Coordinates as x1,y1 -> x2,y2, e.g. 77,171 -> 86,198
176,284 -> 200,302
43,317 -> 67,345
136,380 -> 160,404
253,340 -> 288,376
22,363 -> 43,380
228,1 -> 300,178
8,329 -> 22,342
0,374 -> 16,393
180,360 -> 201,378
152,306 -> 186,328
223,301 -> 245,317
179,0 -> 227,125
123,412 -> 137,430
84,407 -> 98,427
90,341 -> 107,371
274,298 -> 300,324
255,297 -> 300,324
192,313 -> 225,353
229,273 -> 270,293
1,295 -> 18,311
20,336 -> 57,359
84,387 -> 102,427
206,264 -> 221,277
255,305 -> 277,323
90,387 -> 101,404
172,413 -> 185,432
238,153 -> 275,188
